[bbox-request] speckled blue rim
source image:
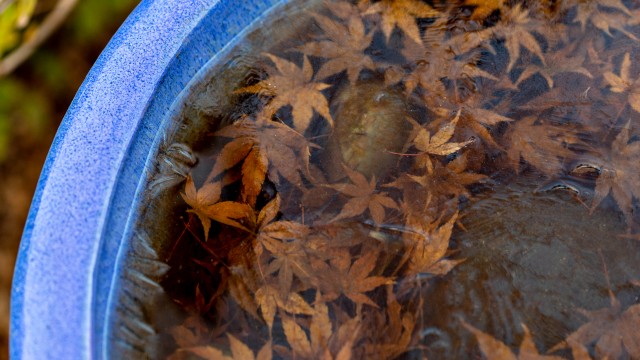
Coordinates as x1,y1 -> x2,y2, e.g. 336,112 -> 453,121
10,0 -> 284,358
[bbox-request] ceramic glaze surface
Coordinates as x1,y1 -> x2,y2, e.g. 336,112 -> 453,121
10,0 -> 284,358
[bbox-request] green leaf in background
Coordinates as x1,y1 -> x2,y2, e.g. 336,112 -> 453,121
15,0 -> 37,28
0,0 -> 37,55
0,3 -> 20,57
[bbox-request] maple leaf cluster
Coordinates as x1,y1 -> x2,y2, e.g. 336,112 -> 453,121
156,0 -> 640,358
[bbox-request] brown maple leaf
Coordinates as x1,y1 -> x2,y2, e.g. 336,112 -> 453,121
209,113 -> 314,189
603,52 -> 640,114
401,34 -> 496,97
251,195 -> 313,295
279,294 -> 360,360
298,9 -> 375,84
493,4 -> 546,72
181,176 -> 253,238
448,4 -> 546,72
392,152 -> 486,210
237,54 -> 333,133
464,321 -> 564,360
361,0 -> 441,45
405,110 -> 475,170
550,295 -> 640,359
569,0 -> 636,40
428,91 -> 514,149
327,165 -> 399,225
401,211 -> 462,277
363,286 -> 416,359
254,284 -> 314,331
590,122 -> 640,225
312,248 -> 394,308
169,315 -> 211,351
398,31 -> 448,96
176,335 -> 272,360
506,116 -> 574,177
464,0 -> 506,20
515,45 -> 593,88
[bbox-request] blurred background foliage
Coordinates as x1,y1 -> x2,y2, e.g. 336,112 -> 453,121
0,0 -> 138,358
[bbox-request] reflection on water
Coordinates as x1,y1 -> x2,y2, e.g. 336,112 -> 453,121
113,0 -> 640,358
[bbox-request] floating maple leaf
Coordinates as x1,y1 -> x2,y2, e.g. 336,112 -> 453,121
550,292 -> 640,359
327,165 -> 398,225
464,0 -> 506,20
181,176 -> 253,238
363,286 -> 416,359
312,248 -> 394,308
400,153 -> 487,209
176,335 -> 272,360
237,54 -> 333,133
361,0 -> 441,45
568,0 -> 636,40
603,52 -> 640,114
252,196 -> 313,295
402,211 -> 462,277
209,113 -> 314,189
492,4 -> 546,72
278,295 -> 360,360
506,117 -> 574,177
169,315 -> 211,352
298,9 -> 374,83
515,45 -> 593,88
463,321 -> 564,360
254,284 -> 314,331
590,122 -> 640,226
427,91 -> 514,149
400,34 -> 496,97
405,110 -> 475,170
452,4 -> 546,72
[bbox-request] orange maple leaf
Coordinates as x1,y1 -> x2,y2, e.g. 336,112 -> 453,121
279,294 -> 360,360
175,335 -> 272,360
402,211 -> 463,277
328,165 -> 398,225
312,248 -> 394,308
570,0 -> 636,40
590,122 -> 640,226
209,113 -> 314,189
299,10 -> 375,84
237,54 -> 333,134
406,111 -> 475,170
551,293 -> 640,360
181,176 -> 253,238
464,321 -> 564,359
506,117 -> 574,177
361,0 -> 441,45
603,52 -> 640,114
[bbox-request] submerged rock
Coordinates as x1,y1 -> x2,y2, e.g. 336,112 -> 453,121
324,80 -> 411,181
418,178 -> 640,359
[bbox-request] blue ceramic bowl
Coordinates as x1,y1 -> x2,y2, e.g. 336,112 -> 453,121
10,0 -> 288,358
